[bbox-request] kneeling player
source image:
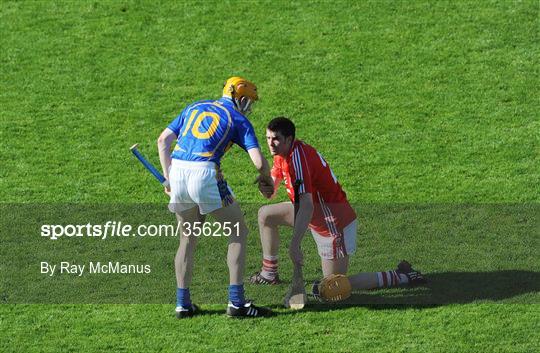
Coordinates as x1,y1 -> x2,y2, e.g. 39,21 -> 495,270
251,117 -> 426,302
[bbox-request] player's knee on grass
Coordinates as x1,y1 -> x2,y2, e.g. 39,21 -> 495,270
227,230 -> 248,285
321,256 -> 349,277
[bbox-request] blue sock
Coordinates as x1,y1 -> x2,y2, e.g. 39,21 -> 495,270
176,288 -> 191,308
228,284 -> 245,307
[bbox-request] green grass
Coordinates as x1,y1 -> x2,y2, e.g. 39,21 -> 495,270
1,1 -> 539,352
2,204 -> 539,306
2,304 -> 538,353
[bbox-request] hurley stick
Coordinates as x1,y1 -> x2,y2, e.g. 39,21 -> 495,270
284,179 -> 307,309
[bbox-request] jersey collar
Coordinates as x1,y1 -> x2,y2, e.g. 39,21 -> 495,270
219,96 -> 246,116
219,96 -> 234,105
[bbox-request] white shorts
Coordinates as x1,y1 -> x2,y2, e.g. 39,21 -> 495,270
168,159 -> 235,215
310,219 -> 357,260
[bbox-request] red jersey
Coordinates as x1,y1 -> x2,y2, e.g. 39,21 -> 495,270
271,140 -> 357,237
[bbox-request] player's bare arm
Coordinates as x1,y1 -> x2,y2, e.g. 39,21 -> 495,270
247,147 -> 271,178
157,127 -> 177,194
289,192 -> 314,266
248,147 -> 274,196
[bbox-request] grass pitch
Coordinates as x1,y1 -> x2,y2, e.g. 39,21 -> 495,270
1,1 -> 539,352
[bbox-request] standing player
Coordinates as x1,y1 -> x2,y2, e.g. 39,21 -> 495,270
251,117 -> 426,301
157,77 -> 273,318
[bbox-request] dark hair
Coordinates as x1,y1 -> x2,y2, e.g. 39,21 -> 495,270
267,116 -> 295,139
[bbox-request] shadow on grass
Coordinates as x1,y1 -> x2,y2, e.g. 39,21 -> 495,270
277,270 -> 540,315
168,270 -> 539,318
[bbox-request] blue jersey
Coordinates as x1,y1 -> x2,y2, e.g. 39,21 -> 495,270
167,97 -> 259,166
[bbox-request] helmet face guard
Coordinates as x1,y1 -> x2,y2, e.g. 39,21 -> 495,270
223,77 -> 258,115
235,96 -> 255,115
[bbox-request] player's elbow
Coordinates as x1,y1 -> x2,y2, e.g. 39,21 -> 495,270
157,133 -> 167,146
157,129 -> 175,148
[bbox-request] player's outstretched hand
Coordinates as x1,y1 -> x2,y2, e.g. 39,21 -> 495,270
254,175 -> 274,198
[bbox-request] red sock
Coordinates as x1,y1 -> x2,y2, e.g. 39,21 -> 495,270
260,255 -> 278,280
376,270 -> 408,288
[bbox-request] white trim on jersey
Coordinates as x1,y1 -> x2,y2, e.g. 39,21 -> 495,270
317,192 -> 340,238
317,191 -> 346,258
298,144 -> 310,193
292,146 -> 306,194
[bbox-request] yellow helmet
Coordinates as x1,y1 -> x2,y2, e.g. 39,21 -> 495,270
222,76 -> 258,115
